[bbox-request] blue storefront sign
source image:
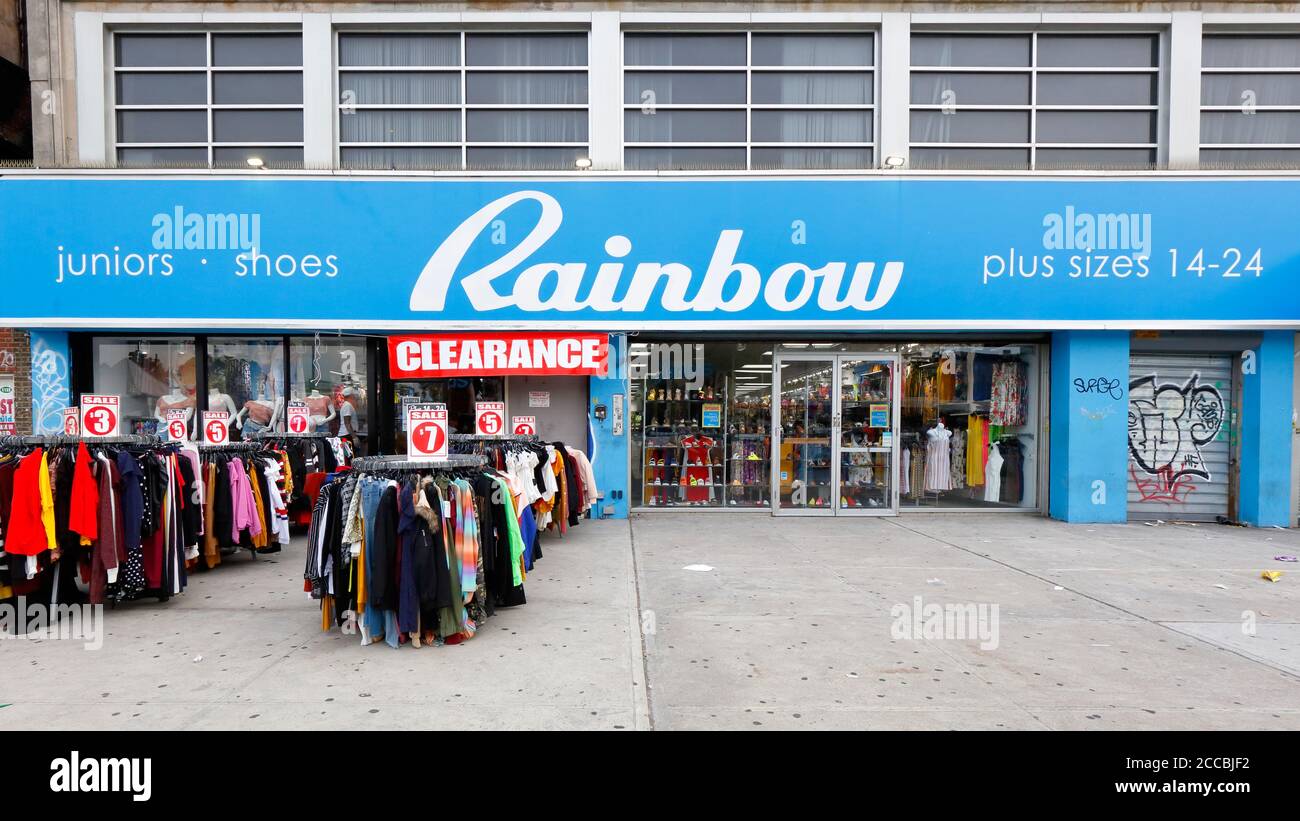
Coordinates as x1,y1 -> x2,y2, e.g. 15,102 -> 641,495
1,177 -> 1297,329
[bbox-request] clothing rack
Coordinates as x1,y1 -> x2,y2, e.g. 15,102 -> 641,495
352,454 -> 486,472
449,434 -> 539,443
198,441 -> 265,454
1,433 -> 165,448
250,431 -> 335,440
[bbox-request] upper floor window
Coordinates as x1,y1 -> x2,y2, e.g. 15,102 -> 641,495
623,31 -> 875,170
113,31 -> 304,168
1201,34 -> 1300,167
337,32 -> 588,170
909,32 -> 1160,169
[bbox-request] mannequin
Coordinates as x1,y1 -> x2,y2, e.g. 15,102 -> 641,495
924,420 -> 953,493
237,391 -> 283,435
337,387 -> 358,437
154,385 -> 195,429
298,388 -> 336,433
200,388 -> 240,440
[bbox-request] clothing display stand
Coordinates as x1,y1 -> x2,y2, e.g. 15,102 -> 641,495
250,430 -> 351,526
1,432 -> 193,608
197,440 -> 273,561
306,451 -> 541,651
448,433 -> 539,455
351,454 -> 486,472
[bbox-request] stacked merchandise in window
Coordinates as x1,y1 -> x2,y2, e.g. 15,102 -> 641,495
641,379 -> 724,507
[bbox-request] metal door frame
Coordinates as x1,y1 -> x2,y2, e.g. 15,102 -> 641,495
771,351 -> 901,517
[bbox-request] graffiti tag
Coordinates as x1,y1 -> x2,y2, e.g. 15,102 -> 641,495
1073,376 -> 1124,400
1127,371 -> 1224,503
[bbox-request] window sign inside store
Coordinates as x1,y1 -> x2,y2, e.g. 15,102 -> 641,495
702,403 -> 722,428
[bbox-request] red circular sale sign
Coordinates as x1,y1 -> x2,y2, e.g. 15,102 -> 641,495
168,419 -> 187,440
80,395 -> 120,438
202,411 -> 231,446
63,411 -> 79,436
512,416 -> 536,436
412,421 -> 445,454
206,419 -> 228,445
406,404 -> 448,458
476,402 -> 505,436
288,414 -> 308,433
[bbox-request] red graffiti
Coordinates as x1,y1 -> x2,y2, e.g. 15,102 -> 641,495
1130,464 -> 1198,504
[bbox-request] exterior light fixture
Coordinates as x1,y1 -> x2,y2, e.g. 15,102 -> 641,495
246,156 -> 265,169
575,157 -> 593,170
883,155 -> 906,169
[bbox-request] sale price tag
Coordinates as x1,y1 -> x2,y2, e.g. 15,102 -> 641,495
203,411 -> 231,446
165,409 -> 189,442
286,401 -> 311,434
511,416 -> 536,436
406,403 -> 448,458
62,407 -> 80,436
80,394 -> 121,438
475,401 -> 505,436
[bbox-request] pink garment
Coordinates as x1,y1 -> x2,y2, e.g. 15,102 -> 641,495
228,457 -> 262,542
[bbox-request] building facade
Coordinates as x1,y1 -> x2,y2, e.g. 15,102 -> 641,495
3,1 -> 1299,526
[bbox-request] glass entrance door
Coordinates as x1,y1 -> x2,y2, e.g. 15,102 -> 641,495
772,353 -> 899,516
774,356 -> 836,513
837,356 -> 900,515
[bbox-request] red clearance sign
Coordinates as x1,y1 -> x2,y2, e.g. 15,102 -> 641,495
389,333 -> 609,379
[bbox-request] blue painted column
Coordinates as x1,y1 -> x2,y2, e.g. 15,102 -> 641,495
587,334 -> 629,519
1049,330 -> 1131,523
28,330 -> 71,435
1238,331 -> 1294,527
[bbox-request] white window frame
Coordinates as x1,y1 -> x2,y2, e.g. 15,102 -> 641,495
110,27 -> 306,167
1199,29 -> 1300,160
621,27 -> 878,170
908,27 -> 1166,169
333,28 -> 592,170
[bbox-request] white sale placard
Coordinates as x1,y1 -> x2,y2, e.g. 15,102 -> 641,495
286,401 -> 311,434
475,401 -> 505,436
62,407 -> 80,436
203,411 -> 231,446
407,403 -> 448,458
511,416 -> 536,436
165,409 -> 189,442
80,394 -> 120,438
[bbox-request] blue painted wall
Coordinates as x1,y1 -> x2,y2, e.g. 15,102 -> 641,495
587,334 -> 629,519
1049,331 -> 1131,523
28,330 -> 70,434
1238,331 -> 1295,527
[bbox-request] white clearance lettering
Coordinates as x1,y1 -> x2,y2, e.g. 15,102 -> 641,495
535,339 -> 557,370
582,336 -> 602,371
558,338 -> 581,370
395,340 -> 420,373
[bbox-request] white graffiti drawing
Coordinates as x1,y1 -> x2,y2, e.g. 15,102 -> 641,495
1127,371 -> 1224,484
31,337 -> 70,434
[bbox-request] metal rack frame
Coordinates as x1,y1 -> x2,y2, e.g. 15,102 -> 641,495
352,454 -> 486,472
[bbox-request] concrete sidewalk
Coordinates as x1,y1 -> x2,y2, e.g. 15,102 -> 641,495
634,513 -> 1300,730
2,512 -> 1297,730
0,521 -> 648,731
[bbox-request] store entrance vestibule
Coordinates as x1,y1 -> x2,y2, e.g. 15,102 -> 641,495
773,352 -> 901,516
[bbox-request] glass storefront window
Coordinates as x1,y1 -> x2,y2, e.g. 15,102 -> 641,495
289,338 -> 368,451
392,377 -> 503,454
208,337 -> 285,439
631,341 -> 773,508
899,342 -> 1041,508
91,337 -> 197,436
